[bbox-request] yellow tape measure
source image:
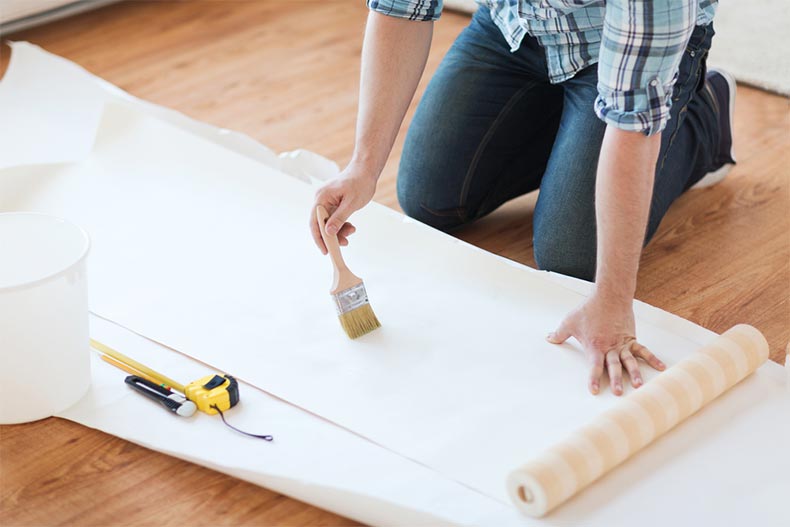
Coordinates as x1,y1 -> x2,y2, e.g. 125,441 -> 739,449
184,374 -> 239,414
91,339 -> 273,440
90,339 -> 238,414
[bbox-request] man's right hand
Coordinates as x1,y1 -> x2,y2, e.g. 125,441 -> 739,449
310,164 -> 377,254
309,10 -> 434,254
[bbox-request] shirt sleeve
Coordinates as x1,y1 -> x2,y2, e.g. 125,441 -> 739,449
366,0 -> 443,21
594,0 -> 696,135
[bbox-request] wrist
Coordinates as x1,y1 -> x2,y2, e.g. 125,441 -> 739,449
590,283 -> 633,312
348,151 -> 385,181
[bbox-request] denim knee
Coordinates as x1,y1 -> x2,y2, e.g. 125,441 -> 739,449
396,174 -> 466,232
533,227 -> 597,282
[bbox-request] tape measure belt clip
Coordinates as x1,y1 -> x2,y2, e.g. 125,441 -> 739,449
202,375 -> 226,390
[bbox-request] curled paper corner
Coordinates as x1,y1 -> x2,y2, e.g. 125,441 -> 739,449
0,41 -> 338,186
278,149 -> 340,185
7,40 -> 27,50
0,41 -> 287,174
0,41 -> 110,170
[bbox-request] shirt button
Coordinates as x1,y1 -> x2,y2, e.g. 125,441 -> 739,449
650,79 -> 658,87
690,50 -> 696,57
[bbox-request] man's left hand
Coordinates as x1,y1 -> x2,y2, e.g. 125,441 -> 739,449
547,296 -> 665,395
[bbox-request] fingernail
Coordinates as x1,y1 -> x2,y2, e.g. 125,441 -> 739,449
546,333 -> 553,341
327,224 -> 338,234
634,377 -> 642,387
658,361 -> 666,370
591,382 -> 599,394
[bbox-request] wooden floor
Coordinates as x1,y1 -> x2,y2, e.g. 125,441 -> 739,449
1,1 -> 788,525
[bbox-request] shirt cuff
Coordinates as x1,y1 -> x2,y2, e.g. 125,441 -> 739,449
366,0 -> 443,22
594,75 -> 674,136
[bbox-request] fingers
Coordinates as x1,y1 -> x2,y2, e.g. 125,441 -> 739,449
546,305 -> 661,396
606,350 -> 623,395
631,341 -> 665,371
312,183 -> 357,252
588,352 -> 605,395
337,223 -> 356,237
309,208 -> 328,255
337,223 -> 356,246
312,170 -> 376,251
620,348 -> 642,388
313,218 -> 356,248
326,200 -> 354,236
547,319 -> 573,344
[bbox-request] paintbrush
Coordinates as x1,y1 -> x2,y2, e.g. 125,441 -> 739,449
316,205 -> 381,339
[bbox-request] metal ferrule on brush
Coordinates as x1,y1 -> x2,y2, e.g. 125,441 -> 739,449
333,283 -> 369,315
316,204 -> 380,339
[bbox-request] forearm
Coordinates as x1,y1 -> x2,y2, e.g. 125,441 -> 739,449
351,11 -> 433,179
593,126 -> 661,306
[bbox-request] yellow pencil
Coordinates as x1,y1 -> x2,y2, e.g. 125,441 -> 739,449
90,338 -> 185,392
99,354 -> 169,388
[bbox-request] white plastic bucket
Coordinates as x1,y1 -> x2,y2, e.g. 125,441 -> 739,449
0,212 -> 91,423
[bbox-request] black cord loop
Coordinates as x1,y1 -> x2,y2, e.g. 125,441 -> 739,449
211,405 -> 273,441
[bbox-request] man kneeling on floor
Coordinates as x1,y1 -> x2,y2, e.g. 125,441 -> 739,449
310,0 -> 736,396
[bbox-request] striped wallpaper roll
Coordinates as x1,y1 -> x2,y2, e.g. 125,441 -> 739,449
507,324 -> 769,517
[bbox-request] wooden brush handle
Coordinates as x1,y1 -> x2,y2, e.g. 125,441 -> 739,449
316,205 -> 361,293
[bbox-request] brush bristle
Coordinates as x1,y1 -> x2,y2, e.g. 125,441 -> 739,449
338,303 -> 381,339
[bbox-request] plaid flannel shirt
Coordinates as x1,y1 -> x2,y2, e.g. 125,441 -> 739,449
366,0 -> 717,135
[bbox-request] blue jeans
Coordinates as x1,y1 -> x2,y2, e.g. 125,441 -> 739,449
398,8 -> 723,281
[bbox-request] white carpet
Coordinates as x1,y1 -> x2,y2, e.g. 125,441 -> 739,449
443,0 -> 790,96
706,1 -> 789,96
